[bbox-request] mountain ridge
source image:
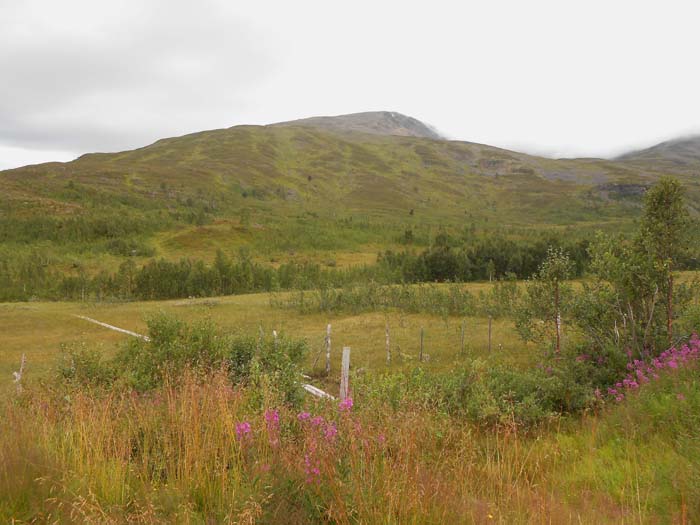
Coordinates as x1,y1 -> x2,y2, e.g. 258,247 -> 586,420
271,111 -> 444,140
1,112 -> 699,234
615,135 -> 700,165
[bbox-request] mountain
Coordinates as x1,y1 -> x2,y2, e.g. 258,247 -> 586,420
616,135 -> 700,167
1,113 -> 700,270
273,111 -> 444,140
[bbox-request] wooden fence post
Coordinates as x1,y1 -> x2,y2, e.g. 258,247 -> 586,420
556,312 -> 562,353
340,347 -> 351,401
385,320 -> 391,365
13,354 -> 26,394
488,316 -> 492,352
419,327 -> 424,362
325,324 -> 332,375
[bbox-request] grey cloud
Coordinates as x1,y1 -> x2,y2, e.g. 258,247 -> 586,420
0,0 -> 274,153
2,0 -> 700,168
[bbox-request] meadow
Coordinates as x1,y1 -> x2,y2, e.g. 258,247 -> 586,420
2,269 -> 700,523
0,282 -> 523,393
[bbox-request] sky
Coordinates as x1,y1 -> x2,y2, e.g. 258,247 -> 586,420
1,0 -> 700,170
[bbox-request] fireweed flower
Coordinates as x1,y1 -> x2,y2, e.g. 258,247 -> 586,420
265,409 -> 280,429
339,397 -> 353,412
324,423 -> 338,441
304,442 -> 321,484
235,421 -> 252,440
304,453 -> 321,484
606,335 -> 700,402
297,411 -> 311,421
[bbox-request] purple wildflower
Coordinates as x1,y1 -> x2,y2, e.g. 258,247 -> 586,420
324,423 -> 338,440
265,409 -> 279,426
235,421 -> 251,440
605,336 -> 700,404
265,409 -> 280,446
304,445 -> 321,484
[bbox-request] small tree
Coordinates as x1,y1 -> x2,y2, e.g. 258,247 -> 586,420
516,247 -> 574,353
486,259 -> 496,282
571,178 -> 693,359
639,177 -> 690,345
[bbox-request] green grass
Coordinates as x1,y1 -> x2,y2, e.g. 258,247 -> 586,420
1,277 -> 699,522
0,283 -> 529,398
1,334 -> 698,522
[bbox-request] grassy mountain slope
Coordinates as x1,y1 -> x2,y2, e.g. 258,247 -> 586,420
617,135 -> 700,165
1,113 -> 699,271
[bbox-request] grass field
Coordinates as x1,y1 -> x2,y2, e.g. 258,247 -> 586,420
2,276 -> 700,522
0,280 -> 526,396
6,272 -> 699,388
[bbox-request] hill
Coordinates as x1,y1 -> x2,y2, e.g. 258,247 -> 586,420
616,135 -> 700,167
6,115 -> 700,227
1,112 -> 699,290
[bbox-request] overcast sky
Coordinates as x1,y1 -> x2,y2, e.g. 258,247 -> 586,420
2,0 -> 699,170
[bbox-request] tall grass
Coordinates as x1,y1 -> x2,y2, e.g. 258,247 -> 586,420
0,374 -> 559,523
3,364 -> 696,523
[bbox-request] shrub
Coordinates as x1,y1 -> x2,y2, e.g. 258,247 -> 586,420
356,358 -> 595,428
57,343 -> 117,388
59,314 -> 308,403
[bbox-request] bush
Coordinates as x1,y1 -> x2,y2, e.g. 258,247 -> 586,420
59,314 -> 308,403
356,357 -> 595,428
282,282 -> 477,317
57,343 -> 117,388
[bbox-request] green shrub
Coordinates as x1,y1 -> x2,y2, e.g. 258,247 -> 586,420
356,357 -> 596,428
58,314 -> 308,403
57,343 -> 117,388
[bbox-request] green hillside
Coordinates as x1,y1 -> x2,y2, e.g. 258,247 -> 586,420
1,112 -> 699,299
7,122 -> 699,226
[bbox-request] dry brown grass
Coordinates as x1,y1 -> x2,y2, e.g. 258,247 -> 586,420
0,371 -> 640,524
